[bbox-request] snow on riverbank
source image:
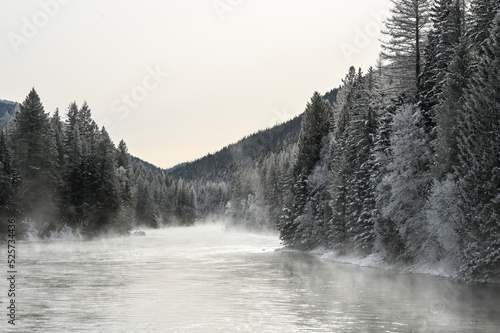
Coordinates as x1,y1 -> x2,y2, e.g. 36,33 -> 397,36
279,246 -> 459,281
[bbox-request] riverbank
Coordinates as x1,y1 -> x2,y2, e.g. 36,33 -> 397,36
277,247 -> 493,283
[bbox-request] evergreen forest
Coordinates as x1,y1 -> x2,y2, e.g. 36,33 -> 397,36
2,0 -> 500,282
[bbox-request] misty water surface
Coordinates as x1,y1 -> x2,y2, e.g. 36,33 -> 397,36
6,224 -> 500,332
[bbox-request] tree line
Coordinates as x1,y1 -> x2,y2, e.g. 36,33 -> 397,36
0,89 -> 198,238
226,0 -> 500,282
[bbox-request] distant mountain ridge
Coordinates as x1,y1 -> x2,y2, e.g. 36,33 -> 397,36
130,155 -> 164,173
165,162 -> 187,173
167,115 -> 303,182
0,99 -> 19,128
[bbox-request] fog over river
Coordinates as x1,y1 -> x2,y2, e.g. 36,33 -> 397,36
6,224 -> 500,332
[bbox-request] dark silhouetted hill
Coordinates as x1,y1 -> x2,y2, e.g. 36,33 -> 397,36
168,115 -> 303,182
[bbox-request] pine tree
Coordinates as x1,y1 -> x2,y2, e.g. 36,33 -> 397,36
62,102 -> 84,226
455,12 -> 500,280
135,175 -> 153,226
51,109 -> 65,171
116,139 -> 133,204
0,130 -> 20,220
327,67 -> 357,252
380,104 -> 433,262
420,0 -> 465,133
434,38 -> 472,178
381,0 -> 431,98
116,140 -> 134,233
344,68 -> 378,254
64,102 -> 81,165
280,92 -> 331,247
467,0 -> 500,57
174,180 -> 197,226
90,127 -> 120,232
9,88 -> 59,225
78,101 -> 98,153
293,92 -> 332,178
294,132 -> 331,250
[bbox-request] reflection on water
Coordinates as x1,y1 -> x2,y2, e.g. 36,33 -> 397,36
7,224 -> 500,332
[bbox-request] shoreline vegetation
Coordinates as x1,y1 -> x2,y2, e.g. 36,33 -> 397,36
226,2 -> 500,284
0,89 -> 198,242
278,246 -> 472,284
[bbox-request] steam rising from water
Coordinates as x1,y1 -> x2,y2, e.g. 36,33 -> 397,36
10,223 -> 500,332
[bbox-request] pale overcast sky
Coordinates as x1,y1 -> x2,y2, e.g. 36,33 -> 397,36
1,0 -> 390,169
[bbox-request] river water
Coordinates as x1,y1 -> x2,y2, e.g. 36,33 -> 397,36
5,223 -> 500,332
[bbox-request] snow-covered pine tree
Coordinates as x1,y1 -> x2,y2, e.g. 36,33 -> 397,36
135,174 -> 153,226
381,0 -> 431,99
51,108 -> 65,170
276,142 -> 298,238
327,67 -> 357,253
467,0 -> 500,58
89,127 -> 120,232
280,92 -> 331,247
294,133 -> 331,250
427,37 -> 472,266
115,139 -> 134,232
433,38 -> 472,179
455,11 -> 500,281
78,101 -> 97,154
175,179 -> 197,226
62,102 -> 84,226
64,102 -> 82,165
116,139 -> 133,204
367,61 -> 408,261
0,130 -> 20,219
420,0 -> 465,134
380,104 -> 433,262
9,88 -> 59,224
344,68 -> 378,254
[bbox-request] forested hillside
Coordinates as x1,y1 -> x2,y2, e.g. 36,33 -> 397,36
0,89 -> 197,239
166,113 -> 304,221
234,0 -> 500,282
3,0 -> 500,283
168,115 -> 302,182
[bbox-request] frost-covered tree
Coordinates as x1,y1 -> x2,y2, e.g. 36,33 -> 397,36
326,68 -> 379,254
327,67 -> 358,252
78,101 -> 99,154
87,127 -> 120,232
433,38 -> 472,178
115,139 -> 134,232
380,105 -> 433,262
420,0 -> 465,133
294,135 -> 331,250
135,175 -> 153,225
369,65 -> 406,261
426,175 -> 462,263
175,179 -> 197,225
0,130 -> 20,220
9,88 -> 59,224
51,108 -> 65,170
116,139 -> 133,204
344,68 -> 378,254
467,0 -> 500,57
381,0 -> 431,98
455,12 -> 500,280
64,102 -> 82,165
281,92 -> 331,247
293,92 -> 332,178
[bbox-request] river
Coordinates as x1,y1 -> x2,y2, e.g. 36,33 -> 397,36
6,223 -> 500,332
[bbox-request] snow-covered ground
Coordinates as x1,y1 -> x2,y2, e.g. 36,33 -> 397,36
280,246 -> 460,281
